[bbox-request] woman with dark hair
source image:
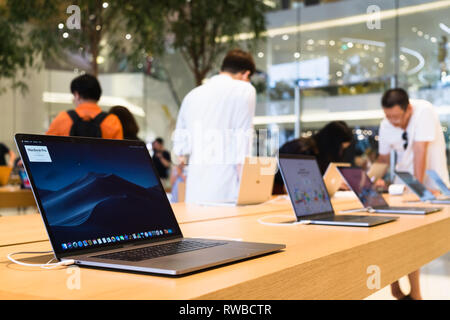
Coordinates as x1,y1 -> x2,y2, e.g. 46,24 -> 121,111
109,106 -> 141,141
273,121 -> 354,194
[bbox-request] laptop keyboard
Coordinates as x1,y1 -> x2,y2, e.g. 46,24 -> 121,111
93,240 -> 225,262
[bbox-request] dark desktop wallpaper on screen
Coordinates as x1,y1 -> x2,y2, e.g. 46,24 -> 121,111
23,140 -> 178,247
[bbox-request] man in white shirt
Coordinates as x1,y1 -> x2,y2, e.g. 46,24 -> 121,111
377,88 -> 449,300
378,90 -> 449,189
172,49 -> 256,204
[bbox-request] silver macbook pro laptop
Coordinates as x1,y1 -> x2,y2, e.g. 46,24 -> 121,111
426,170 -> 450,197
278,154 -> 397,227
15,134 -> 285,275
396,171 -> 450,204
197,156 -> 277,206
338,167 -> 442,214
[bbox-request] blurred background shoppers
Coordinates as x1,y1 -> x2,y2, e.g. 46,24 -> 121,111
152,137 -> 172,189
377,88 -> 449,189
173,49 -> 256,204
47,74 -> 123,139
375,88 -> 449,300
109,106 -> 141,141
170,157 -> 187,203
273,121 -> 354,194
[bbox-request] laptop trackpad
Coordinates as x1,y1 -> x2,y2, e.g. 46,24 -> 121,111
138,245 -> 261,270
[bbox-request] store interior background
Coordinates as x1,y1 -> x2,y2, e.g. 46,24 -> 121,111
0,0 -> 449,300
1,0 -> 449,167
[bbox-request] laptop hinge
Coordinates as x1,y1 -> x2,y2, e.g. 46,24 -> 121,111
300,212 -> 335,220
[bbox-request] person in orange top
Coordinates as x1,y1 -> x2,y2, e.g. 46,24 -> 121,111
46,74 -> 123,139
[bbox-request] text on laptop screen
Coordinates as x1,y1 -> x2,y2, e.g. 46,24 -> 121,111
338,167 -> 387,208
279,157 -> 333,217
20,138 -> 180,254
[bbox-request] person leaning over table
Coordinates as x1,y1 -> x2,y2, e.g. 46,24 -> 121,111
375,88 -> 449,300
272,121 -> 354,194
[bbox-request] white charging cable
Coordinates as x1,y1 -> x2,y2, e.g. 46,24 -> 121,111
7,251 -> 75,269
257,215 -> 311,226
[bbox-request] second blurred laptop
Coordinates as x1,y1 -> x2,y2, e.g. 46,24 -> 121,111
323,162 -> 350,197
396,171 -> 450,204
0,166 -> 12,186
278,154 -> 397,227
367,163 -> 388,182
18,168 -> 31,189
198,156 -> 277,206
426,170 -> 450,197
338,167 -> 441,214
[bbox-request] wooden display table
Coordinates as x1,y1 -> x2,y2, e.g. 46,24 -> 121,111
0,187 -> 36,209
0,195 -> 356,247
0,195 -> 448,300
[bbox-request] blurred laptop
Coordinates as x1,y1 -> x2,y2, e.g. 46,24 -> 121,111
15,134 -> 284,276
323,162 -> 351,197
339,167 -> 441,215
278,154 -> 397,227
426,170 -> 450,197
18,168 -> 31,189
367,162 -> 388,182
0,166 -> 12,186
367,162 -> 390,193
396,171 -> 450,204
197,156 -> 277,206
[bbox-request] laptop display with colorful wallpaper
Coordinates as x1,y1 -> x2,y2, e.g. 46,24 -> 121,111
426,170 -> 450,197
278,154 -> 397,227
15,134 -> 284,275
396,171 -> 450,205
338,167 -> 442,215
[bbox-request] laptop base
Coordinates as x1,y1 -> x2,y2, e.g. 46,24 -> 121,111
66,238 -> 285,275
430,199 -> 450,204
370,206 -> 442,215
308,214 -> 397,227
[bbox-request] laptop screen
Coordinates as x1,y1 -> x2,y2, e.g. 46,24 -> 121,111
278,156 -> 333,218
338,167 -> 388,208
18,169 -> 31,189
426,170 -> 450,196
395,171 -> 435,201
16,135 -> 181,256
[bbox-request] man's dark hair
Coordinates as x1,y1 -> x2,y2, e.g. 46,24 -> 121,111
381,88 -> 409,110
220,49 -> 256,76
70,74 -> 102,101
154,137 -> 164,145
